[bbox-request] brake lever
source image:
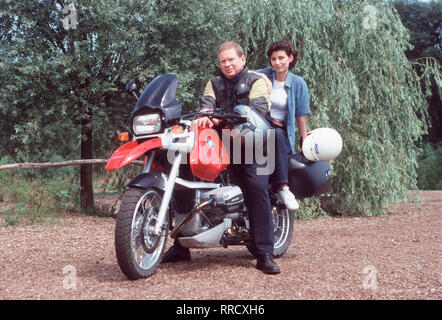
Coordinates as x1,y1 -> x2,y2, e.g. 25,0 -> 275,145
181,112 -> 201,120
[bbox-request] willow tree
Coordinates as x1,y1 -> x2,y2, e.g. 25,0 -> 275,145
231,0 -> 441,216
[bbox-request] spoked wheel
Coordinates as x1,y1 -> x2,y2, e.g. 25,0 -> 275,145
115,187 -> 169,280
247,206 -> 294,258
272,206 -> 294,257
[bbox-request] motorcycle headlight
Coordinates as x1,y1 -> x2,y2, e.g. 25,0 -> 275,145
133,113 -> 162,135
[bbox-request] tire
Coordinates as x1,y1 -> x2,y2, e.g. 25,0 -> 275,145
247,206 -> 294,258
115,187 -> 168,280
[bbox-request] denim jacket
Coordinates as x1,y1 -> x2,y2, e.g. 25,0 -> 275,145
255,67 -> 310,154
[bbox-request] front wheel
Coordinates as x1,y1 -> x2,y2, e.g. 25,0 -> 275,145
115,187 -> 168,280
247,206 -> 294,258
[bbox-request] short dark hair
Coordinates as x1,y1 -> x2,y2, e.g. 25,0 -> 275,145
218,41 -> 244,58
267,39 -> 298,70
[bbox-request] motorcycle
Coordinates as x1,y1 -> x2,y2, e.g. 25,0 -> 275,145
106,74 -> 333,280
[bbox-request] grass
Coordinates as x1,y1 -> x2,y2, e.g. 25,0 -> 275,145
2,208 -> 19,227
0,171 -> 81,226
0,169 -> 126,226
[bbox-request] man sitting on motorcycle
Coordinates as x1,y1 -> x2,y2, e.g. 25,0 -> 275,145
162,41 -> 281,275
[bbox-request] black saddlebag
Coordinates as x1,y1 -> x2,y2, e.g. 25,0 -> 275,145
287,153 -> 332,199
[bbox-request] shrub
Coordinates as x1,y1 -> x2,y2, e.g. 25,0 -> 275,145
0,169 -> 80,225
417,142 -> 442,190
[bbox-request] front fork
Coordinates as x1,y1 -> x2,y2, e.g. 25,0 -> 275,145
152,152 -> 182,236
142,150 -> 156,173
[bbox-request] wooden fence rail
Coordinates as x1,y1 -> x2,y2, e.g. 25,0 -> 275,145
0,159 -> 143,170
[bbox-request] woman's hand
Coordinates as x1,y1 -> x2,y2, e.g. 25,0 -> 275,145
249,71 -> 272,94
296,115 -> 308,152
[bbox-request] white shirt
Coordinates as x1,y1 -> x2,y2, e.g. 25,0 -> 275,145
269,80 -> 288,123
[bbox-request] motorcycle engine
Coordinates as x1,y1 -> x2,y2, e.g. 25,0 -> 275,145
176,186 -> 244,236
199,186 -> 244,224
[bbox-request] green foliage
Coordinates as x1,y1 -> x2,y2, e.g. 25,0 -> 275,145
0,0 -> 237,181
391,0 -> 441,63
0,0 -> 238,210
3,210 -> 19,227
0,0 -> 440,217
295,198 -> 329,220
392,0 -> 442,143
416,141 -> 442,190
235,0 -> 440,215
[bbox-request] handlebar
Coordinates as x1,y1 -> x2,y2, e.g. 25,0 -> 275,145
181,111 -> 247,126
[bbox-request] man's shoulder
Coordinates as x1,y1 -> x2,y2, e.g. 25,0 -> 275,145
207,77 -> 225,95
210,77 -> 223,84
246,70 -> 263,82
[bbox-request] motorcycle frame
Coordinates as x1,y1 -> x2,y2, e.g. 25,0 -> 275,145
108,122 -> 222,237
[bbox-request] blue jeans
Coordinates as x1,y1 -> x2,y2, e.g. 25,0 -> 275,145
270,127 -> 291,187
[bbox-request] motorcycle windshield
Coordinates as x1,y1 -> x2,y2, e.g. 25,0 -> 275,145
131,74 -> 182,121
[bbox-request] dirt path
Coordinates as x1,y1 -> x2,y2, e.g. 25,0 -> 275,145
0,191 -> 440,300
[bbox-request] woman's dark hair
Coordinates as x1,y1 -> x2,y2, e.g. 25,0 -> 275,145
267,39 -> 298,70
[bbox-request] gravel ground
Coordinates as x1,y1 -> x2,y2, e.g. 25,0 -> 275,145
0,191 -> 440,300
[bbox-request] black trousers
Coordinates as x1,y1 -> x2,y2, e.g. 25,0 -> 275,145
233,161 -> 274,255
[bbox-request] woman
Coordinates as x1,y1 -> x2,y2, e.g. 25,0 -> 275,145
255,39 -> 311,210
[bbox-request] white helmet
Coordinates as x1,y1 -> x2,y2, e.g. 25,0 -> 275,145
302,128 -> 343,161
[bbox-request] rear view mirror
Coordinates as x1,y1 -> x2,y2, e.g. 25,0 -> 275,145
125,81 -> 139,100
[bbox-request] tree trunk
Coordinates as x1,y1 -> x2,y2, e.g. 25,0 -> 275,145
80,117 -> 94,212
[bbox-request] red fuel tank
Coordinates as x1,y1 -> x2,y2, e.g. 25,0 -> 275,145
189,125 -> 230,181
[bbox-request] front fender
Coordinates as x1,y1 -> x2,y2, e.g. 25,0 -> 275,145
106,138 -> 162,170
127,171 -> 166,190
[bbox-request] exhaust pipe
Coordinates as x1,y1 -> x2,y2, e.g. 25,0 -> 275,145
170,198 -> 215,238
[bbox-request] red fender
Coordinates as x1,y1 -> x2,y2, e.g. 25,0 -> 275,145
105,138 -> 162,170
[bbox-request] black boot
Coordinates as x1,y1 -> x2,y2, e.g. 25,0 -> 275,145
161,242 -> 191,263
256,253 -> 281,274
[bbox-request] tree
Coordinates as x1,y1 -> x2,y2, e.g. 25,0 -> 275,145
0,0 -> 235,211
391,0 -> 441,142
0,0 -> 149,210
391,0 -> 441,63
234,0 -> 440,215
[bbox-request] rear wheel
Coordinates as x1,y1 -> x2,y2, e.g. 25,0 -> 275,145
115,187 -> 168,280
247,206 -> 294,258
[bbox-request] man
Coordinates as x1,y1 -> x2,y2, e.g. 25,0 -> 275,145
162,41 -> 280,275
